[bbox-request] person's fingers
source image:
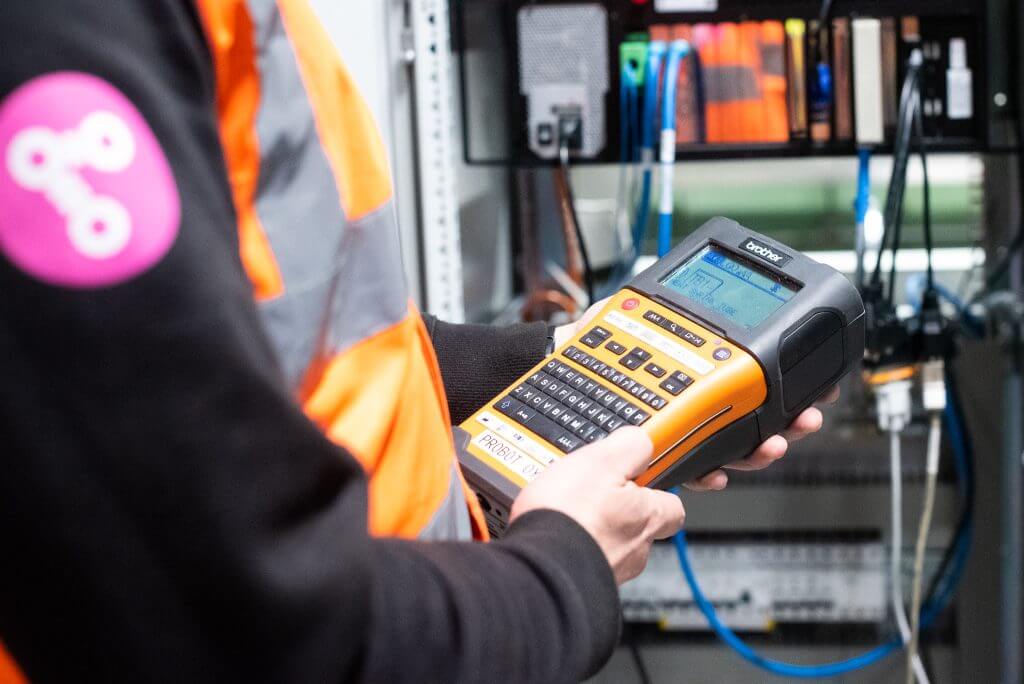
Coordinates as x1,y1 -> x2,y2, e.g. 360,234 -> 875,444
644,489 -> 686,539
724,434 -> 788,471
783,407 -> 824,442
819,386 -> 841,405
578,297 -> 610,329
592,426 -> 654,480
684,469 -> 729,491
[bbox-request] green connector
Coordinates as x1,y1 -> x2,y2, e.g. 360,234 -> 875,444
620,34 -> 649,85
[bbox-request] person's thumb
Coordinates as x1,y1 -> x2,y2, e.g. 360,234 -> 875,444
593,427 -> 654,480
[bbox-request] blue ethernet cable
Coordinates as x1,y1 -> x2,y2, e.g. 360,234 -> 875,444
854,148 -> 872,289
671,395 -> 975,678
633,41 -> 666,259
657,40 -> 690,258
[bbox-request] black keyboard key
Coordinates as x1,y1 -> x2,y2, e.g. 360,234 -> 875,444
563,345 -> 580,358
617,376 -> 636,392
619,355 -> 643,370
589,361 -> 608,374
576,422 -> 599,439
569,416 -> 587,432
585,429 -> 607,443
544,359 -> 560,373
629,347 -> 652,362
494,395 -> 519,417
639,390 -> 657,405
644,363 -> 667,378
575,398 -> 594,414
525,415 -> 577,453
629,409 -> 650,425
659,377 -> 686,396
604,417 -> 625,432
512,404 -> 538,425
600,392 -> 619,408
555,387 -> 572,402
681,330 -> 706,347
594,410 -> 615,427
610,371 -> 628,386
570,374 -> 589,390
511,384 -> 529,397
564,392 -> 584,408
520,388 -> 538,402
553,432 -> 583,453
605,341 -> 627,355
583,403 -> 602,420
628,384 -> 646,398
612,397 -> 629,413
548,405 -> 565,420
599,366 -> 616,380
529,394 -> 546,409
557,411 -> 577,428
672,371 -> 694,388
563,370 -> 578,382
590,326 -> 613,341
527,371 -> 544,385
619,404 -> 638,419
552,363 -> 570,378
541,398 -> 558,413
648,395 -> 668,410
580,333 -> 603,349
644,310 -> 666,326
543,379 -> 563,396
590,386 -> 608,402
536,375 -> 552,390
582,380 -> 598,394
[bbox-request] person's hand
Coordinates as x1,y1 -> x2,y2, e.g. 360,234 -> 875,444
684,385 -> 841,492
510,427 -> 684,584
553,297 -> 840,492
552,297 -> 609,349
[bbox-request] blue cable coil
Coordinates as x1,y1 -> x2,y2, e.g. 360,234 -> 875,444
671,395 -> 974,678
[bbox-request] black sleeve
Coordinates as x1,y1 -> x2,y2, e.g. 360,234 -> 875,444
0,3 -> 618,683
422,315 -> 551,423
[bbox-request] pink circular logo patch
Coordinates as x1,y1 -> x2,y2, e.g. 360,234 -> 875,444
0,72 -> 180,288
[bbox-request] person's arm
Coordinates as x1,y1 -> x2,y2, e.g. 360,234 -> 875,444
0,2 -> 626,681
422,314 -> 551,423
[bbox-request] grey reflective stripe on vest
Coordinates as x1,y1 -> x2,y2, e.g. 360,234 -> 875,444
703,65 -> 761,103
418,464 -> 474,541
244,0 -> 407,387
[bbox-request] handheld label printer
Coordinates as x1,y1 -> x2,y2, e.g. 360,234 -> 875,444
456,218 -> 865,537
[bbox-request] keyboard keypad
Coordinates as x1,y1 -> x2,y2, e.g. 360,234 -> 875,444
496,332 -> 696,454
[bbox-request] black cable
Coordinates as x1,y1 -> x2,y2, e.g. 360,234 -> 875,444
871,57 -> 921,294
916,99 -> 936,294
817,0 -> 836,27
558,138 -> 595,306
624,625 -> 653,684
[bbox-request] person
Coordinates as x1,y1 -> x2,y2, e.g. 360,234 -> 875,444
0,1 -> 832,682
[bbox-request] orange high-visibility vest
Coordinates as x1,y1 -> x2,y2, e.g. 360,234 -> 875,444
194,0 -> 488,541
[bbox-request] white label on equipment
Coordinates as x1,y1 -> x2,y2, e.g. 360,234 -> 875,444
471,429 -> 545,482
654,0 -> 718,12
476,412 -> 558,466
604,310 -> 715,375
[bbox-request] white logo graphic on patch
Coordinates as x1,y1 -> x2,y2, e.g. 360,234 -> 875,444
7,111 -> 136,259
